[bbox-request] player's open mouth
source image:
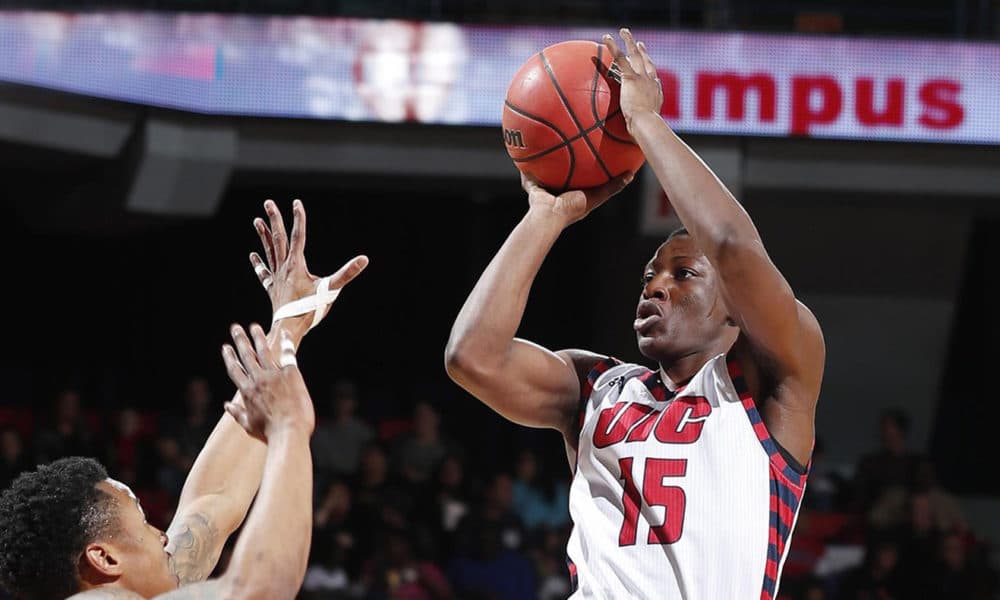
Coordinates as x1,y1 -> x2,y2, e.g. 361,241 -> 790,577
634,300 -> 664,333
634,314 -> 662,333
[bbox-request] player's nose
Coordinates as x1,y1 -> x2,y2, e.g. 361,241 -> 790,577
642,280 -> 670,302
642,278 -> 669,301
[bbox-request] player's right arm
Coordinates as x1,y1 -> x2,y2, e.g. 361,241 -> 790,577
68,341 -> 312,600
444,172 -> 631,434
157,324 -> 316,600
154,430 -> 311,600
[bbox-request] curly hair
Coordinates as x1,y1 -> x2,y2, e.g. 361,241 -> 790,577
0,456 -> 118,600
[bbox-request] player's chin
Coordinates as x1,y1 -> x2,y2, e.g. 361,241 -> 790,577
636,334 -> 662,359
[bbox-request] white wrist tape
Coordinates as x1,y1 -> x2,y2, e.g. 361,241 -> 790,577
271,275 -> 340,331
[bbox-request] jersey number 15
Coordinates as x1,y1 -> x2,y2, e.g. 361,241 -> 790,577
617,456 -> 687,545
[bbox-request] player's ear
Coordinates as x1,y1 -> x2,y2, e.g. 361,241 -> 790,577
80,541 -> 125,579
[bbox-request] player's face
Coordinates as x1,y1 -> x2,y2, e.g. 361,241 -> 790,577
635,235 -> 732,362
98,479 -> 179,596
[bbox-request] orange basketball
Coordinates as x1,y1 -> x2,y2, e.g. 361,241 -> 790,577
502,39 -> 645,192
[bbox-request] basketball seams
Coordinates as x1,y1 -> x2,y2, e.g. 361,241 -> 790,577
511,125 -> 606,163
589,44 -> 607,130
540,47 -> 613,182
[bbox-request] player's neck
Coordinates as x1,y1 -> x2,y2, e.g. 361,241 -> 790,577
658,348 -> 724,389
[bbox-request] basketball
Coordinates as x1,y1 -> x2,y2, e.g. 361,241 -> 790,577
502,39 -> 646,192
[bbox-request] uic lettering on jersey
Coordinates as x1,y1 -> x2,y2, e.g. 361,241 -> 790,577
593,396 -> 712,448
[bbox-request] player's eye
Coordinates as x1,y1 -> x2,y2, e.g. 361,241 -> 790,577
675,268 -> 695,280
640,272 -> 654,286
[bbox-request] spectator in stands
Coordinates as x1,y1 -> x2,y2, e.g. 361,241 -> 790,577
304,477 -> 358,597
100,406 -> 172,526
391,401 -> 454,486
154,376 -> 215,487
836,533 -> 906,599
102,407 -> 149,487
448,510 -> 537,600
528,525 -> 573,600
174,376 -> 216,465
913,459 -> 967,533
510,448 -> 569,532
798,575 -> 828,600
778,573 -> 829,600
869,458 -> 967,534
853,408 -> 924,515
311,378 -> 374,486
154,433 -> 187,502
892,490 -> 947,596
413,453 -> 470,562
352,442 -> 415,570
920,530 -> 997,599
454,472 -> 526,559
361,526 -> 453,600
155,376 -> 216,503
0,426 -> 31,491
33,386 -> 97,464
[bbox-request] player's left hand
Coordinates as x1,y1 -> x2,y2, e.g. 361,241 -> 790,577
221,325 -> 314,441
250,199 -> 369,342
602,28 -> 664,134
522,170 -> 633,226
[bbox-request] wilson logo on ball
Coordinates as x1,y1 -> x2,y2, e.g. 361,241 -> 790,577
503,128 -> 526,148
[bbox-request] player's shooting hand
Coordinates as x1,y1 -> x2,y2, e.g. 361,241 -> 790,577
602,28 -> 664,134
250,199 -> 369,342
522,170 -> 634,226
221,324 -> 314,441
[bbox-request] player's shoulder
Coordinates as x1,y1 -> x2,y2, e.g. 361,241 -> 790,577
557,349 -> 607,376
557,349 -> 644,396
557,349 -> 620,380
737,299 -> 825,388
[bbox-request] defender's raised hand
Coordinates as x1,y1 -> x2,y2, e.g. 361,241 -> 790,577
221,324 -> 314,442
250,199 -> 369,342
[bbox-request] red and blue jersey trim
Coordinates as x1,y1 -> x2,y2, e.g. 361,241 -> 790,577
727,357 -> 810,600
568,355 -> 623,593
579,356 -> 624,430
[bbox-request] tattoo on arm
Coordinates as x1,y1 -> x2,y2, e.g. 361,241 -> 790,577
166,512 -> 221,585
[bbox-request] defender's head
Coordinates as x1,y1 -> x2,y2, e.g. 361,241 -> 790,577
635,228 -> 738,365
0,457 -> 177,600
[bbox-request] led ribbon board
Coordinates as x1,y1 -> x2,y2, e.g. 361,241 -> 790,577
1,12 -> 997,143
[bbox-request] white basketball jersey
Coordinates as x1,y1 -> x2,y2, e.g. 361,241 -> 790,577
566,354 -> 808,600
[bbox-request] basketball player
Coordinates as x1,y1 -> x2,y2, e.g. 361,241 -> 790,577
444,29 -> 824,599
0,200 -> 369,599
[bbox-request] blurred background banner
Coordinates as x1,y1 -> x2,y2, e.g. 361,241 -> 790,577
1,11 -> 999,143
